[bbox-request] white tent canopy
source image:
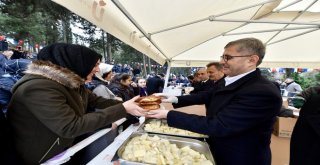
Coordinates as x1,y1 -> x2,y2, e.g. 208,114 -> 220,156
52,0 -> 320,68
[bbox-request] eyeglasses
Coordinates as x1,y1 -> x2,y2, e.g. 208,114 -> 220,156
220,54 -> 253,62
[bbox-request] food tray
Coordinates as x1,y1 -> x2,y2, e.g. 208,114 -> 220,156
117,132 -> 215,165
138,118 -> 209,139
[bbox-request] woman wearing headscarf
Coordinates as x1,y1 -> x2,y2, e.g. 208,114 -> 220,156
7,43 -> 146,164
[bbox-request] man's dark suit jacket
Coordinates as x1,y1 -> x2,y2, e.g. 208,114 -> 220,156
146,76 -> 164,95
190,79 -> 215,94
168,69 -> 282,165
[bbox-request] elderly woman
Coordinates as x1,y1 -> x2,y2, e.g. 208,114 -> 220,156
85,63 -> 118,100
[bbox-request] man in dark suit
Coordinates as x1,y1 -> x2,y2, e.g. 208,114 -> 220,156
148,38 -> 282,165
190,68 -> 215,94
206,62 -> 225,84
146,73 -> 165,95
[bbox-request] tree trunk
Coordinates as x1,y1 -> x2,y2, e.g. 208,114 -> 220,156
102,31 -> 107,62
62,19 -> 67,43
285,68 -> 294,78
106,33 -> 112,63
143,54 -> 147,77
148,56 -> 151,74
62,15 -> 72,43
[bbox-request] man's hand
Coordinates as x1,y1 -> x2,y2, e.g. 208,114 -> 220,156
153,93 -> 178,103
122,96 -> 148,116
146,110 -> 169,119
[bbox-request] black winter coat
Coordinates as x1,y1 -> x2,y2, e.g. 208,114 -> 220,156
168,69 -> 282,165
290,86 -> 320,165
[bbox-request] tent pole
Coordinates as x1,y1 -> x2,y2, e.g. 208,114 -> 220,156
164,61 -> 171,88
274,0 -> 302,12
225,26 -> 319,35
209,18 -> 320,26
148,0 -> 277,35
265,0 -> 317,44
112,0 -> 169,60
268,28 -> 319,45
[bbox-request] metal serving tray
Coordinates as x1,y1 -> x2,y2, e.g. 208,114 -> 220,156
117,132 -> 215,165
138,118 -> 209,139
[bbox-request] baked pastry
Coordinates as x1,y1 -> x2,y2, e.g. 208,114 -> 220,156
136,96 -> 161,110
140,104 -> 161,110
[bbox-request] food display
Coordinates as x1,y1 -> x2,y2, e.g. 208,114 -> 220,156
143,119 -> 207,138
119,134 -> 214,165
136,96 -> 162,110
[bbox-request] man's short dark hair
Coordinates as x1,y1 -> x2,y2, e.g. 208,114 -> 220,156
206,62 -> 223,70
187,75 -> 194,80
158,73 -> 165,77
225,38 -> 265,66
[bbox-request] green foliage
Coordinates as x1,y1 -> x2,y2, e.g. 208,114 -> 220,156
114,44 -> 144,64
292,71 -> 320,90
0,0 -> 75,47
260,68 -> 273,80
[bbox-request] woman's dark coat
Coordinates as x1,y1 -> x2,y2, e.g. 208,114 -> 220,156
7,61 -> 127,164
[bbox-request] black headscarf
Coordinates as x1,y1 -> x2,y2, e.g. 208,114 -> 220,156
37,43 -> 101,78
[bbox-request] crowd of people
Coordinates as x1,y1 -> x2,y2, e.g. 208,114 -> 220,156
0,37 -> 317,165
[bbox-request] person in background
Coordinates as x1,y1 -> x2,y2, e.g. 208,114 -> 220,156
7,43 -> 146,164
89,63 -> 119,100
284,78 -> 302,96
0,40 -> 12,64
206,62 -> 225,84
149,38 -> 282,165
189,72 -> 201,87
85,62 -> 124,128
132,65 -> 141,77
187,75 -> 194,85
112,63 -> 122,73
109,73 -> 136,102
121,64 -> 130,73
0,59 -> 32,165
176,75 -> 189,86
290,85 -> 320,165
0,59 -> 32,114
190,68 -> 214,94
81,63 -> 125,161
146,73 -> 165,95
109,73 -> 140,128
136,78 -> 148,96
0,49 -> 14,75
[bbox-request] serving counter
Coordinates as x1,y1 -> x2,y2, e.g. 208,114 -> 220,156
43,104 -> 291,165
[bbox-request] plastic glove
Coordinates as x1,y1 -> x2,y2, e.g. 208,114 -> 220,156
146,109 -> 169,119
153,93 -> 178,103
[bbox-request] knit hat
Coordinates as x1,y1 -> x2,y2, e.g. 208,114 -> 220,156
37,43 -> 102,78
95,63 -> 113,81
